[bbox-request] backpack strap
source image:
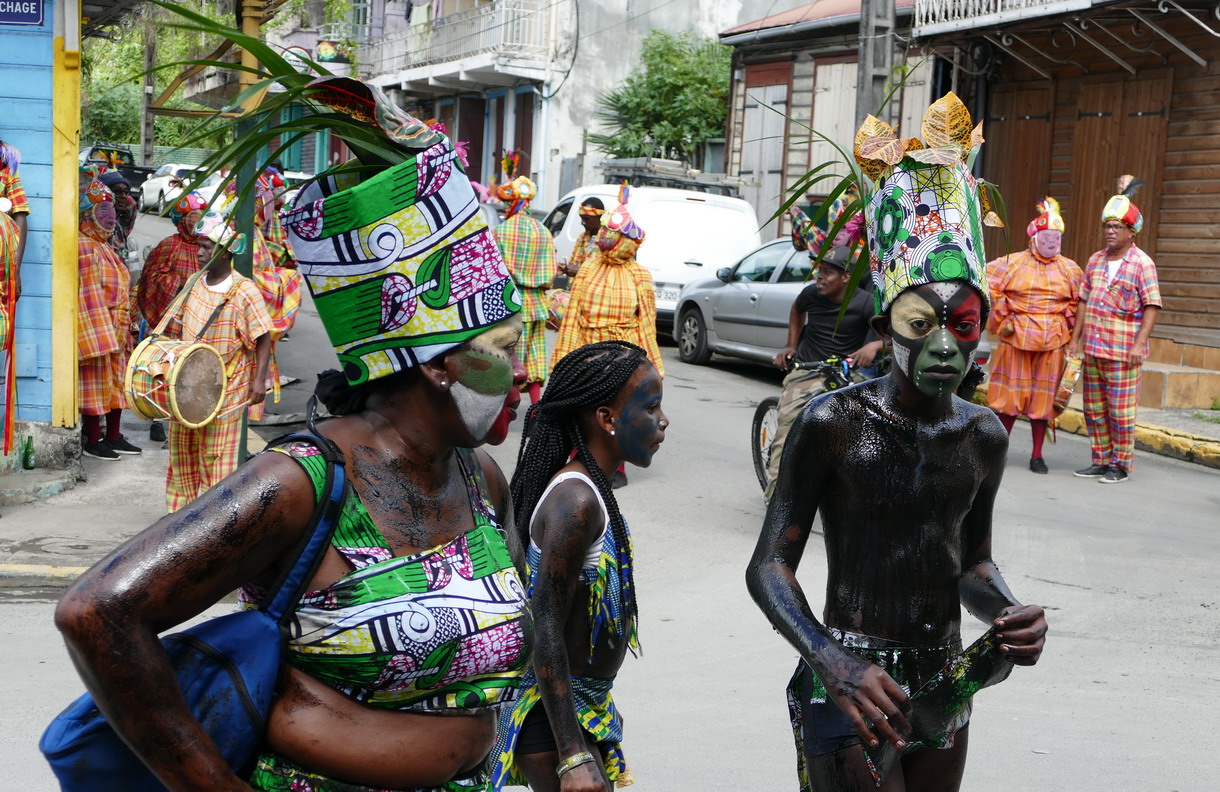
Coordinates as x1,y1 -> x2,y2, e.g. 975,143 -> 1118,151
257,399 -> 348,625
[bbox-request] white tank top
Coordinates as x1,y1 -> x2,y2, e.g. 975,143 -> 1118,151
528,471 -> 609,572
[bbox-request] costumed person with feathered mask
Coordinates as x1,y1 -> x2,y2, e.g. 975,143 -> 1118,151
161,208 -> 272,512
985,197 -> 1085,474
1067,176 -> 1162,485
77,169 -> 142,461
492,152 -> 556,403
0,139 -> 30,454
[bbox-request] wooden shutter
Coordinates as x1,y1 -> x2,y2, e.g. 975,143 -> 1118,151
981,85 -> 1054,261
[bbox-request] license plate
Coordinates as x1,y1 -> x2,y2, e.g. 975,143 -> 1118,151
656,287 -> 680,303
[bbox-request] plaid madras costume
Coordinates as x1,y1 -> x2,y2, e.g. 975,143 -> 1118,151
77,233 -> 131,415
250,230 -> 302,419
137,228 -> 199,326
551,235 -> 664,377
0,166 -> 29,357
1077,244 -> 1161,470
495,213 -> 555,383
986,249 -> 1084,420
164,272 -> 273,511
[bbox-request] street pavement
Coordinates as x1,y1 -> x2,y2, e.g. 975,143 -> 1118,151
2,211 -> 1218,789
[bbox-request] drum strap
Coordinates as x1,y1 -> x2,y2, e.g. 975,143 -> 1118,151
152,270 -> 207,337
193,291 -> 234,344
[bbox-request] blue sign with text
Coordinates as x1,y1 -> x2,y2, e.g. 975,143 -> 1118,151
0,0 -> 44,26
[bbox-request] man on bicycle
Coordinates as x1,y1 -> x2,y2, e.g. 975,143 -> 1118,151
766,244 -> 882,501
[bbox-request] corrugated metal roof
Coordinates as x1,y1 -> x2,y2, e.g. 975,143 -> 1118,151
81,0 -> 146,39
721,0 -> 916,39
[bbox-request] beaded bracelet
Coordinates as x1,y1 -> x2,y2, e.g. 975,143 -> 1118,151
555,751 -> 596,778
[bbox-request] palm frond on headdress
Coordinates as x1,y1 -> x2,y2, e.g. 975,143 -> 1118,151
147,0 -> 440,218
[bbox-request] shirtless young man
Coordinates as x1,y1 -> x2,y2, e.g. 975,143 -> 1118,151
747,95 -> 1048,792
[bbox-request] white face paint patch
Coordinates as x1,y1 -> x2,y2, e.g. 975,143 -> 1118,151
450,382 -> 504,439
927,282 -> 963,303
892,343 -> 910,374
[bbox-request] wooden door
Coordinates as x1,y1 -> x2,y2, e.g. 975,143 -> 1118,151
1066,79 -> 1124,266
981,85 -> 1054,262
1117,71 -> 1172,259
740,83 -> 789,237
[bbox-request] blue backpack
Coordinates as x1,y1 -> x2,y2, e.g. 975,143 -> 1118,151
40,430 -> 347,790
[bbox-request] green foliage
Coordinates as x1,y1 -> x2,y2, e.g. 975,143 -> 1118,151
588,30 -> 731,164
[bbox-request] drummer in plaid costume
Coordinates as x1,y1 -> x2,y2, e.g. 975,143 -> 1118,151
551,183 -> 664,378
492,156 -> 555,402
77,170 -> 142,461
985,197 -> 1085,474
1068,176 -> 1162,484
163,209 -> 272,511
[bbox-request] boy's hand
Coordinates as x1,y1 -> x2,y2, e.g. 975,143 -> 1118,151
995,604 -> 1047,666
825,656 -> 911,750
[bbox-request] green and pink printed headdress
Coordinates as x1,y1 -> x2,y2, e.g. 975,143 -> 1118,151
855,93 -> 1003,315
282,78 -> 521,386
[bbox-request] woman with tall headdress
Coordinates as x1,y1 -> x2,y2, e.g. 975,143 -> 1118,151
55,72 -> 534,791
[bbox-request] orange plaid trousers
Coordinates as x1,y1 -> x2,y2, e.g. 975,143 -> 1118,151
166,414 -> 245,512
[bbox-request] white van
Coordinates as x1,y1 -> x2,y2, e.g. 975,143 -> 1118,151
542,185 -> 762,329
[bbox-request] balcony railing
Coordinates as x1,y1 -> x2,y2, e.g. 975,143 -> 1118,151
915,0 -> 1094,34
362,0 -> 549,78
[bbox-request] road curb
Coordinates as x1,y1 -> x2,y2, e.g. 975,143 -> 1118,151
0,563 -> 87,589
1056,408 -> 1220,470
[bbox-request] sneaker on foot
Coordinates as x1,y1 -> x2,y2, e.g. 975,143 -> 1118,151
107,435 -> 143,455
149,421 -> 167,442
1029,457 -> 1049,474
82,441 -> 119,461
1073,464 -> 1109,478
1100,466 -> 1129,484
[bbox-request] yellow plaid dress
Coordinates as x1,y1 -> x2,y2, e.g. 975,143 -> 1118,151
163,273 -> 274,511
550,234 -> 664,377
495,213 -> 555,383
0,167 -> 29,352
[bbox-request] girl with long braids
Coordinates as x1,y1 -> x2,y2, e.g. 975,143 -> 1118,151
491,341 -> 669,792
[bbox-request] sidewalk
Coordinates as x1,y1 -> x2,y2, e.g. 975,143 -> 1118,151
1055,398 -> 1220,469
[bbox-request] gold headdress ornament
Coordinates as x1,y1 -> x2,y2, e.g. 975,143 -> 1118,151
853,92 -> 1004,315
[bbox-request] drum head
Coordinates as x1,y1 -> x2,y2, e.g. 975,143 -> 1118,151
171,345 -> 227,427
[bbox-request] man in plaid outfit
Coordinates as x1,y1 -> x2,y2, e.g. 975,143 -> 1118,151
493,173 -> 555,403
162,210 -> 272,511
1068,177 -> 1161,484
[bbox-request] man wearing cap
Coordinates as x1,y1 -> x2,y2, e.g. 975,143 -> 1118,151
749,95 -> 1047,792
986,197 -> 1085,474
767,242 -> 881,502
161,209 -> 272,512
98,169 -> 137,260
1067,176 -> 1161,484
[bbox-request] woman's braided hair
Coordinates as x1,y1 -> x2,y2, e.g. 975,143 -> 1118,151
510,340 -> 650,637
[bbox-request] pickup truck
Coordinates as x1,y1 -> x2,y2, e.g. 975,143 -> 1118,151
78,143 -> 156,191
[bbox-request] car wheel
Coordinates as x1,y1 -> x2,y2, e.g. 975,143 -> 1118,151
677,308 -> 711,365
137,188 -> 147,212
156,191 -> 166,214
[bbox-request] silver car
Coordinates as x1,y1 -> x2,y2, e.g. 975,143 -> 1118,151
672,239 -> 992,368
672,239 -> 811,365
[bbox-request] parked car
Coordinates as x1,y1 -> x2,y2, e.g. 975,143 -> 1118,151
78,142 -> 156,191
672,238 -> 991,369
542,185 -> 761,330
138,164 -> 220,213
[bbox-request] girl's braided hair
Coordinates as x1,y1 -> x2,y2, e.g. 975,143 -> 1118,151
510,340 -> 649,637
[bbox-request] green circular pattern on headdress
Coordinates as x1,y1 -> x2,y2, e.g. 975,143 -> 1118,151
928,231 -> 970,282
340,353 -> 370,386
874,186 -> 907,257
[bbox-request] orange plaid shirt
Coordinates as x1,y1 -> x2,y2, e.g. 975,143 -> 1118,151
77,235 -> 130,360
166,273 -> 274,411
986,249 -> 1085,352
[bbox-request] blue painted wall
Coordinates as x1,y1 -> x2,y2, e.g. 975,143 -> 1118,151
1,2 -> 55,424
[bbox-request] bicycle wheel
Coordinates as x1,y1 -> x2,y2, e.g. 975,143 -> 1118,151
752,396 -> 781,491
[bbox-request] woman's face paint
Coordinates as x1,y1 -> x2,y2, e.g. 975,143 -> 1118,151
888,283 -> 982,399
1032,229 -> 1062,259
610,363 -> 668,468
94,201 -> 117,233
450,317 -> 525,445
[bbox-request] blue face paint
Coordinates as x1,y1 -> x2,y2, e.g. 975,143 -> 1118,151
613,364 -> 668,467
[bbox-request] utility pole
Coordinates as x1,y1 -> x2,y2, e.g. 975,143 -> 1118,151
855,0 -> 897,127
140,20 -> 155,166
